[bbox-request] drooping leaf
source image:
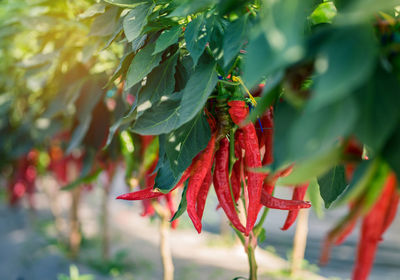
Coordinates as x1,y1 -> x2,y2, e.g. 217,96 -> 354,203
307,178 -> 324,218
78,3 -> 106,20
153,26 -> 182,55
170,181 -> 189,222
223,15 -> 248,66
123,2 -> 154,42
133,55 -> 217,135
136,52 -> 179,117
185,14 -> 214,66
246,71 -> 283,123
277,144 -> 342,185
308,25 -> 377,110
317,165 -> 347,208
165,112 -> 211,176
382,122 -> 400,184
354,65 -> 400,152
89,7 -> 120,37
243,0 -> 313,87
288,95 -> 358,161
104,0 -> 150,8
169,0 -> 217,17
105,51 -> 134,88
154,135 -> 184,192
126,42 -> 163,89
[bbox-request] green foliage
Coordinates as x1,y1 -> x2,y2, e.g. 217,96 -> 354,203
317,165 -> 346,208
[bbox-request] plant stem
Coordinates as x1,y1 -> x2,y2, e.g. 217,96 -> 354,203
253,207 -> 269,236
247,238 -> 258,280
154,203 -> 174,280
69,186 -> 81,259
290,208 -> 310,276
68,161 -> 81,260
101,180 -> 111,261
160,212 -> 174,280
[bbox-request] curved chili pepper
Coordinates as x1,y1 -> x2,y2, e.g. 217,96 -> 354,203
281,183 -> 309,231
186,133 -> 217,233
196,169 -> 212,221
117,186 -> 165,200
228,100 -> 263,235
230,138 -> 243,203
213,138 -> 246,233
165,193 -> 179,229
261,106 -> 274,166
140,158 -> 158,217
261,190 -> 311,210
353,173 -> 397,280
118,153 -> 194,200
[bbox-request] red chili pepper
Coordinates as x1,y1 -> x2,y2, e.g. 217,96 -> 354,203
281,183 -> 309,231
230,138 -> 243,203
141,157 -> 158,217
117,186 -> 165,200
118,157 -> 195,201
261,189 -> 311,210
353,173 -> 397,280
213,138 -> 246,233
228,100 -> 263,235
186,133 -> 217,233
196,169 -> 212,221
261,106 -> 274,166
165,193 -> 179,229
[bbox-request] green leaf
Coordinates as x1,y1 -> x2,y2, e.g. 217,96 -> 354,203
307,178 -> 324,219
288,96 -> 358,161
382,122 -> 400,185
310,2 -> 337,25
272,101 -> 299,169
43,80 -> 86,118
105,51 -> 134,88
223,16 -> 248,67
317,165 -> 347,208
154,135 -> 184,193
308,25 -> 377,110
354,66 -> 400,152
136,53 -> 179,117
132,93 -> 183,135
278,144 -> 342,185
243,0 -> 312,87
131,34 -> 147,52
89,7 -> 120,37
185,14 -> 213,66
133,55 -> 217,135
153,26 -> 181,55
123,2 -> 154,42
126,42 -> 163,89
341,0 -> 400,22
165,112 -> 211,176
246,71 -> 283,123
62,169 -> 102,191
170,181 -> 189,222
169,0 -> 217,17
78,3 -> 106,20
104,0 -> 150,8
67,81 -> 103,153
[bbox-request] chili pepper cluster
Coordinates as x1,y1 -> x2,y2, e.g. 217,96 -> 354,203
118,91 -> 311,236
8,149 -> 38,207
320,140 -> 400,280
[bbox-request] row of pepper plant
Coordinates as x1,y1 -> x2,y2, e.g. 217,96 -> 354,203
1,0 -> 400,280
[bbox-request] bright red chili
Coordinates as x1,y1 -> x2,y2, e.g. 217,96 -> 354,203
281,183 -> 309,231
228,100 -> 263,235
213,137 -> 246,233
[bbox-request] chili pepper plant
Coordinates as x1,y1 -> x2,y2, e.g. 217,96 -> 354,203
1,0 -> 400,280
